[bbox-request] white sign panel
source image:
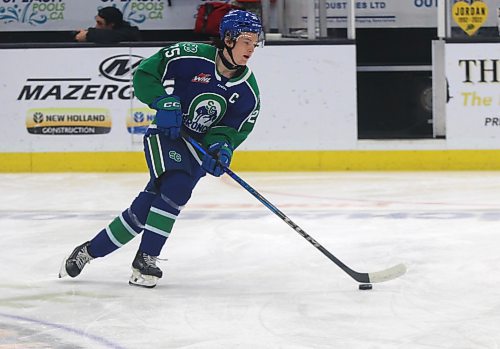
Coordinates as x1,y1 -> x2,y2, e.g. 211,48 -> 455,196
0,44 -> 357,153
242,45 -> 357,151
0,47 -> 147,152
446,43 -> 500,149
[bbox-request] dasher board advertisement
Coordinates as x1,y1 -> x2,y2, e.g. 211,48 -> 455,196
446,43 -> 500,149
0,0 -> 200,31
2,0 -> 499,32
0,47 -> 145,153
0,44 -> 357,153
284,0 -> 499,29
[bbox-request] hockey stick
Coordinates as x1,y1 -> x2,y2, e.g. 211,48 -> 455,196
185,136 -> 406,284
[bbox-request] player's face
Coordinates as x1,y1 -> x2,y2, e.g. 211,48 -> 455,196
229,32 -> 259,66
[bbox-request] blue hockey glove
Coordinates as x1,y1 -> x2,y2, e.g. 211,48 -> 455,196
151,95 -> 182,140
202,142 -> 233,177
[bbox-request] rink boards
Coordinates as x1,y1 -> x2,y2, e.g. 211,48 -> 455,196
0,42 -> 499,171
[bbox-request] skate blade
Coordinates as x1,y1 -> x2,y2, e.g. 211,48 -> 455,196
58,257 -> 69,278
129,268 -> 158,288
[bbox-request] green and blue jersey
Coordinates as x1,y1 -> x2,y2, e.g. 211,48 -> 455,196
133,42 -> 261,150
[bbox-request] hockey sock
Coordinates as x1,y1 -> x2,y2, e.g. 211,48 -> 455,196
139,171 -> 195,256
89,190 -> 156,257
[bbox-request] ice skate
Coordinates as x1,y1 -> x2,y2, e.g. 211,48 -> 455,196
59,241 -> 94,278
129,251 -> 163,288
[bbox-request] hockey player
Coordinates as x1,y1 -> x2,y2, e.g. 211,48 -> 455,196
59,10 -> 263,288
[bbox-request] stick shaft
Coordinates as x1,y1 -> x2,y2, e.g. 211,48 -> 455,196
186,135 -> 405,283
224,166 -> 370,282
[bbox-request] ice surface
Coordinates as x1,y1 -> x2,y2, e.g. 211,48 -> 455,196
1,172 -> 500,348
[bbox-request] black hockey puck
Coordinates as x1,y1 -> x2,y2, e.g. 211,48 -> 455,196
359,283 -> 373,290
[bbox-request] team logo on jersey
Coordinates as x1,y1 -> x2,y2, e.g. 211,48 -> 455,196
168,151 -> 182,163
183,43 -> 199,53
184,93 -> 227,133
191,73 -> 211,84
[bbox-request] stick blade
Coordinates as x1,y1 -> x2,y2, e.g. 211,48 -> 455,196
367,263 -> 407,283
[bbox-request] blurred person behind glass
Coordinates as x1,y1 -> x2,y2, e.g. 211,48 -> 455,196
74,6 -> 141,43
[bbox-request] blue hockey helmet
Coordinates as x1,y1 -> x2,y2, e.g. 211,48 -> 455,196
219,10 -> 263,41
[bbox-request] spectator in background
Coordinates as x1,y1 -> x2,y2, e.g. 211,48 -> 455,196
74,6 -> 141,43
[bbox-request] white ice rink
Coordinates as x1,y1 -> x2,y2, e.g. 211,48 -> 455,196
1,171 -> 500,349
